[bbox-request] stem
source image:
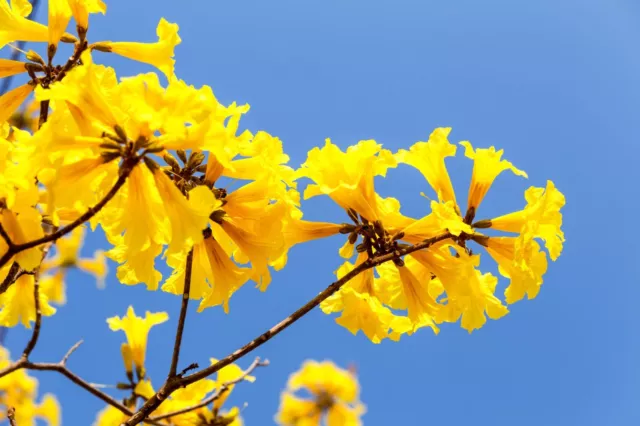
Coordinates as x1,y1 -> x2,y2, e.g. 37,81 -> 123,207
38,100 -> 49,128
21,272 -> 42,359
0,157 -> 139,270
0,263 -> 20,295
124,232 -> 453,425
168,248 -> 194,378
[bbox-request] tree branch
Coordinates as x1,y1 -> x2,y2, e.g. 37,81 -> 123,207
123,232 -> 453,425
150,357 -> 269,422
0,224 -> 14,248
0,157 -> 140,270
168,248 -> 194,378
0,263 -> 20,295
21,272 -> 42,359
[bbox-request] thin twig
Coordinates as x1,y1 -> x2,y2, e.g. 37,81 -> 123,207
0,157 -> 140,270
123,232 -> 453,425
38,99 -> 50,128
61,340 -> 84,365
21,271 -> 42,359
168,248 -> 194,378
150,357 -> 269,422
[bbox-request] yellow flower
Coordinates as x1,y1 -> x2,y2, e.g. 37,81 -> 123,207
0,0 -> 49,48
396,127 -> 458,204
459,140 -> 527,212
0,58 -> 28,78
375,259 -> 440,334
162,234 -> 252,313
106,306 -> 168,377
102,163 -> 170,255
400,200 -> 472,244
489,180 -> 565,260
67,0 -> 106,33
481,235 -> 548,304
210,358 -> 256,411
0,274 -> 57,328
298,139 -> 396,222
0,348 -> 60,426
151,166 -> 218,255
48,0 -> 72,52
410,244 -> 508,332
96,18 -> 181,79
0,82 -> 35,124
277,360 -> 365,426
39,51 -> 120,130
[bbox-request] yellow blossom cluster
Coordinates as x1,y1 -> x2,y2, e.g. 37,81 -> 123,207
0,346 -> 59,426
97,305 -> 252,426
276,360 -> 365,426
0,0 -> 566,423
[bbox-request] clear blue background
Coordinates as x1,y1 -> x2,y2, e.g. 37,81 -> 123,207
3,0 -> 640,425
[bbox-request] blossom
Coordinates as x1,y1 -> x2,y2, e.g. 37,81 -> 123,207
68,0 -> 106,33
0,0 -> 49,48
0,58 -> 28,78
0,347 -> 60,426
106,306 -> 168,378
277,360 -> 365,426
94,18 -> 181,79
488,180 -> 566,260
395,127 -> 458,204
459,140 -> 527,212
0,82 -> 35,124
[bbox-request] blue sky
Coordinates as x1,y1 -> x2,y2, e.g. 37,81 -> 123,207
3,0 -> 640,425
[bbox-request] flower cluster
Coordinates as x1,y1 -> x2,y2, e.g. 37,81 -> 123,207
276,360 -> 365,426
0,0 -> 565,423
98,306 -> 254,426
0,346 -> 59,426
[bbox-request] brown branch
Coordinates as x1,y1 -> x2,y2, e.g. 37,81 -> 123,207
150,357 -> 269,422
7,407 -> 16,426
0,342 -> 169,426
123,232 -> 454,425
0,157 -> 140,270
0,224 -> 13,248
168,248 -> 194,378
0,263 -> 20,295
21,271 -> 42,359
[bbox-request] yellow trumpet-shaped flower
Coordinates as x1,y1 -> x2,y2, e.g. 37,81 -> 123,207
48,0 -> 72,52
460,140 -> 527,212
396,127 -> 458,205
103,163 -> 170,255
96,18 -> 181,79
489,180 -> 565,260
410,244 -> 508,332
93,405 -> 130,426
150,166 -> 218,255
0,0 -> 49,48
106,306 -> 168,377
0,274 -> 57,328
68,0 -> 106,33
39,51 -> 120,130
0,58 -> 28,78
298,138 -> 396,222
480,235 -> 548,304
277,360 -> 365,426
0,82 -> 35,124
210,358 -> 256,410
375,259 -> 440,334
